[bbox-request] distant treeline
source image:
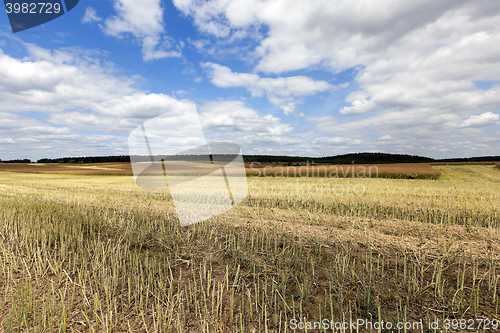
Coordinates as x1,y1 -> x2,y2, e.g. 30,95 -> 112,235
35,155 -> 237,164
37,155 -> 131,164
0,159 -> 32,163
244,153 -> 435,164
33,153 -> 433,165
1,153 -> 498,165
436,156 -> 500,162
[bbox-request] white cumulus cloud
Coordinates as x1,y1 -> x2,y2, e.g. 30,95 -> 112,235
174,0 -> 500,157
102,0 -> 181,61
202,62 -> 344,115
82,7 -> 102,24
456,112 -> 500,128
199,100 -> 293,137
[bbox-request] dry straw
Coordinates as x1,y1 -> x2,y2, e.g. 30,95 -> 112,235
0,164 -> 499,331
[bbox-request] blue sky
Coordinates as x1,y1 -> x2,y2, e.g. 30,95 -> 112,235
1,0 -> 499,160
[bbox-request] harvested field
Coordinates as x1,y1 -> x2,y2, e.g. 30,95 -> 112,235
0,162 -> 132,175
0,164 -> 499,332
432,161 -> 500,166
0,162 -> 442,179
247,162 -> 441,179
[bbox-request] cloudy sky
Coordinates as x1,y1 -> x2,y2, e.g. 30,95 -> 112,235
1,0 -> 499,160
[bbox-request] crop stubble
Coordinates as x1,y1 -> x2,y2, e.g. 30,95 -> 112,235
0,164 -> 499,332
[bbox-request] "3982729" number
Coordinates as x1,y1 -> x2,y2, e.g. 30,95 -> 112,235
5,3 -> 61,14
